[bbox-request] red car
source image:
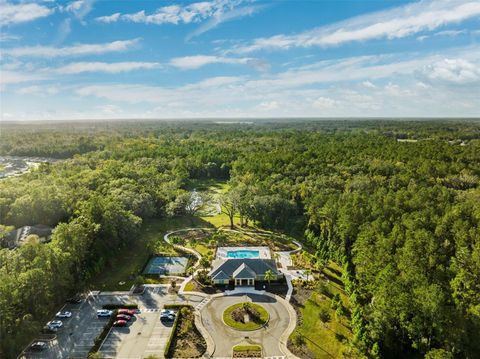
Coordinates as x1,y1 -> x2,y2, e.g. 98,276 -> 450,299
113,320 -> 127,327
118,309 -> 136,316
116,314 -> 132,321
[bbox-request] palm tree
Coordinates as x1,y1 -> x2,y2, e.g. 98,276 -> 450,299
264,269 -> 274,286
304,269 -> 311,281
200,257 -> 210,270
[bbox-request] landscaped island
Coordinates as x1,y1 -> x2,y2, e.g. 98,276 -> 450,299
223,302 -> 269,331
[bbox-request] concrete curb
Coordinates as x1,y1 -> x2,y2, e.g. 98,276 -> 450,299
194,310 -> 216,358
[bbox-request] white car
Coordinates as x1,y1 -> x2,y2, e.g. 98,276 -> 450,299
56,311 -> 72,318
160,309 -> 175,316
46,320 -> 63,328
160,309 -> 176,321
97,309 -> 113,317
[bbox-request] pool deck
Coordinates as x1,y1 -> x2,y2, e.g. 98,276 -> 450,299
215,246 -> 271,260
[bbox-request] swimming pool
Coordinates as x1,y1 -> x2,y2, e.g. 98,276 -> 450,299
226,250 -> 260,259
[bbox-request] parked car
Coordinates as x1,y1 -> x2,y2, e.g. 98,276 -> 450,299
160,309 -> 176,321
30,341 -> 47,351
46,320 -> 63,328
116,314 -> 131,321
41,325 -> 57,334
97,309 -> 113,317
113,320 -> 127,327
66,296 -> 82,304
160,309 -> 175,316
56,311 -> 72,318
118,309 -> 136,316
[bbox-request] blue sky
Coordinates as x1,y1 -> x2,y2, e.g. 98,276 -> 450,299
1,0 -> 480,120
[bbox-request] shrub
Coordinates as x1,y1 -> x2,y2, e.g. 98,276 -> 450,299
318,282 -> 331,296
291,331 -> 305,346
170,236 -> 185,245
319,307 -> 331,322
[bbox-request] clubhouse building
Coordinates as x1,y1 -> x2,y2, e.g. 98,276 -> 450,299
209,247 -> 282,286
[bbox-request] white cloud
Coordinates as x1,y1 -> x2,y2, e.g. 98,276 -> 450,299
56,61 -> 161,74
96,0 -> 225,25
16,85 -> 59,96
362,80 -> 376,88
170,55 -> 255,70
417,29 -> 467,41
0,1 -> 54,25
2,39 -> 140,58
95,0 -> 262,38
0,71 -> 46,85
96,12 -> 121,23
64,0 -> 94,20
312,97 -> 337,109
257,101 -> 279,111
0,33 -> 20,42
435,29 -> 467,37
76,76 -> 243,104
186,3 -> 265,40
230,0 -> 480,53
421,58 -> 480,84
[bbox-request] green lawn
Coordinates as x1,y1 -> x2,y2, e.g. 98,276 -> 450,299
200,212 -> 241,227
292,262 -> 353,358
183,281 -> 196,292
184,178 -> 228,192
223,302 -> 269,330
89,216 -> 212,291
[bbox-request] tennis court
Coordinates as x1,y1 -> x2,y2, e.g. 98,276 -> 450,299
143,256 -> 189,275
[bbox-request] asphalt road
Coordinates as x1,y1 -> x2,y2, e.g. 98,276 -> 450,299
201,293 -> 291,358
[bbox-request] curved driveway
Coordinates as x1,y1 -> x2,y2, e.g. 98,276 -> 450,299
201,293 -> 292,358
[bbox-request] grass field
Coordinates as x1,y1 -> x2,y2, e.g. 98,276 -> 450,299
89,216 -> 212,291
291,262 -> 353,358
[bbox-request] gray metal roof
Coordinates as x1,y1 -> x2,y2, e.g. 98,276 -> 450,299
232,263 -> 256,278
209,258 -> 279,279
212,270 -> 230,280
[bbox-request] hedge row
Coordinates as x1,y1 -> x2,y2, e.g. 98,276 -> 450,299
163,304 -> 193,358
102,303 -> 138,310
164,304 -> 192,310
88,309 -> 117,354
164,310 -> 181,358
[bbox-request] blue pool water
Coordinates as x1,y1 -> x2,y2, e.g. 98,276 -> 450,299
227,250 -> 260,259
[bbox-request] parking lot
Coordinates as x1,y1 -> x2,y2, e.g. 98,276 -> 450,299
100,310 -> 174,358
18,287 -> 204,359
19,298 -> 107,359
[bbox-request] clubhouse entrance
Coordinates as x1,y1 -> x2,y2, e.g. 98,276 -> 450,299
234,278 -> 255,286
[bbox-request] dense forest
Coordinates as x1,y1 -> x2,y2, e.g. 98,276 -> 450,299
0,119 -> 479,358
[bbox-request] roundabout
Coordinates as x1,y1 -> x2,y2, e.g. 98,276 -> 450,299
200,292 -> 296,357
222,302 -> 269,331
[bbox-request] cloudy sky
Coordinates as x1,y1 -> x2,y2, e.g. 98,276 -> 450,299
1,0 -> 480,120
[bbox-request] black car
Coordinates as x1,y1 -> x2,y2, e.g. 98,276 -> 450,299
66,296 -> 82,304
30,341 -> 47,351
